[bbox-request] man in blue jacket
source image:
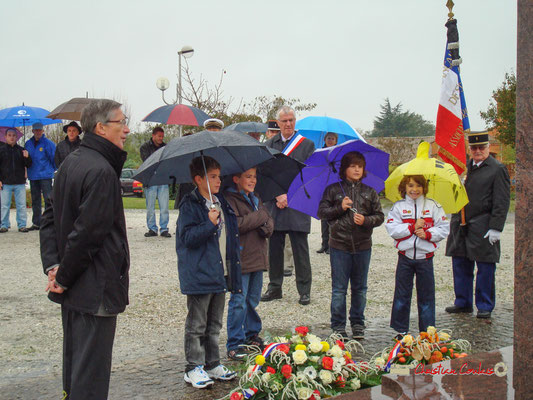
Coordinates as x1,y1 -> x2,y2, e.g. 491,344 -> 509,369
25,122 -> 56,230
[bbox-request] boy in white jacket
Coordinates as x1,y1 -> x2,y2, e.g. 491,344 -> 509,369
386,175 -> 449,334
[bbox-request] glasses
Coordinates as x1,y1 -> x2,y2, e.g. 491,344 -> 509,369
106,117 -> 129,126
469,144 -> 487,151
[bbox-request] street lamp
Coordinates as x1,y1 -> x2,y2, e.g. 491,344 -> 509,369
155,45 -> 194,135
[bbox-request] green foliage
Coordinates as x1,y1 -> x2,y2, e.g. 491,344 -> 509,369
369,98 -> 435,137
243,95 -> 317,121
480,72 -> 516,147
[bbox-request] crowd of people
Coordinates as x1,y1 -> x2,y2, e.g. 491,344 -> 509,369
0,99 -> 511,397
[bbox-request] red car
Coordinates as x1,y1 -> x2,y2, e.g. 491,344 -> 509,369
120,168 -> 143,197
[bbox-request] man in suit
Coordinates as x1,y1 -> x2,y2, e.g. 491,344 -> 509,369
260,106 -> 315,305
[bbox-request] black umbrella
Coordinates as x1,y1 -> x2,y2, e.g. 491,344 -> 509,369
224,121 -> 267,134
220,148 -> 306,202
133,129 -> 274,187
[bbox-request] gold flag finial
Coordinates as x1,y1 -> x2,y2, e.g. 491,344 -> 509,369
446,0 -> 455,20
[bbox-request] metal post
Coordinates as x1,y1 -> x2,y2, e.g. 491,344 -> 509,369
178,53 -> 183,137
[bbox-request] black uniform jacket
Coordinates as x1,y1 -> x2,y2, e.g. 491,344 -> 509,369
0,143 -> 32,184
40,132 -> 130,314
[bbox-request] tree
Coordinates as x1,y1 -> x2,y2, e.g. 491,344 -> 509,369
369,98 -> 435,137
480,72 -> 516,148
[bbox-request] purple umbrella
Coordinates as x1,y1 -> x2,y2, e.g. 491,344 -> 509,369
0,127 -> 23,143
287,140 -> 390,219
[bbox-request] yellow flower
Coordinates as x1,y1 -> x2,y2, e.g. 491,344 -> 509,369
308,342 -> 323,353
402,334 -> 415,347
321,341 -> 330,352
293,349 -> 308,365
426,326 -> 437,336
295,344 -> 307,351
439,331 -> 450,341
345,351 -> 352,359
255,355 -> 266,365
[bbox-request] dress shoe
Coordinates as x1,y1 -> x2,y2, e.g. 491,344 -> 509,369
325,248 -> 330,254
316,246 -> 328,254
351,325 -> 365,340
299,294 -> 311,305
332,329 -> 349,340
283,268 -> 293,277
27,225 -> 40,231
18,227 -> 29,233
261,290 -> 282,302
160,230 -> 172,238
477,311 -> 492,319
144,229 -> 157,237
445,305 -> 473,313
0,227 -> 7,233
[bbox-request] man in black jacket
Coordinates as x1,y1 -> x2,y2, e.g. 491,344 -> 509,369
0,128 -> 32,232
139,126 -> 170,237
40,99 -> 130,399
261,106 -> 315,305
55,121 -> 82,168
445,132 -> 510,319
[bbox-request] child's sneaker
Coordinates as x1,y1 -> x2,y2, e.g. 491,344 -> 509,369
184,366 -> 214,389
206,364 -> 237,381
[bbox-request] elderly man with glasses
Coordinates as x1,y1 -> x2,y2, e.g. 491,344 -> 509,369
40,99 -> 130,399
445,131 -> 510,320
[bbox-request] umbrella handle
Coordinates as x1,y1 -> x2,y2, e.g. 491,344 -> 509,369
200,151 -> 214,205
460,207 -> 466,226
170,176 -> 177,197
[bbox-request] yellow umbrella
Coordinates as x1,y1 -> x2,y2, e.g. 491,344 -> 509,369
385,142 -> 469,213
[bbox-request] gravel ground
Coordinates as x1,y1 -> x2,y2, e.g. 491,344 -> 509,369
0,207 -> 515,383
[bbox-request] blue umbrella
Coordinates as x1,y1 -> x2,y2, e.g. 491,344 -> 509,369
0,105 -> 61,142
225,121 -> 267,134
295,116 -> 365,149
287,140 -> 389,219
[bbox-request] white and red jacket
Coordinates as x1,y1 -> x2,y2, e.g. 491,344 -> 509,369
385,196 -> 449,260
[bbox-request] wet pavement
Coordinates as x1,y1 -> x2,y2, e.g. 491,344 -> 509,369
0,303 -> 514,400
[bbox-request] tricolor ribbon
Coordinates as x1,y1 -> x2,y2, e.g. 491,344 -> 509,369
243,388 -> 258,399
250,342 -> 288,373
384,341 -> 402,372
282,134 -> 305,156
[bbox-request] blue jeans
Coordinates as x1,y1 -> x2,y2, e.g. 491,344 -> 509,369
226,271 -> 263,351
329,247 -> 371,331
390,254 -> 435,333
144,185 -> 169,232
184,292 -> 225,372
452,256 -> 496,312
1,184 -> 27,229
30,179 -> 52,227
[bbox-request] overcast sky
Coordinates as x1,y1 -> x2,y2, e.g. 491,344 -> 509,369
1,0 -> 516,134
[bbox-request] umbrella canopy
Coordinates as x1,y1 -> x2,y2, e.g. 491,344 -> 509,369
295,116 -> 365,149
0,127 -> 23,143
0,105 -> 61,128
132,129 -> 274,187
46,97 -> 96,121
221,148 -> 306,202
142,104 -> 211,126
287,140 -> 390,219
384,142 -> 469,214
225,121 -> 267,134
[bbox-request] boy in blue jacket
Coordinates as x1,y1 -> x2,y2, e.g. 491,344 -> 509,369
176,156 -> 242,389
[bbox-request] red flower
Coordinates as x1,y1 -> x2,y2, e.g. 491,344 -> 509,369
309,389 -> 321,399
266,366 -> 276,374
336,375 -> 346,387
281,364 -> 293,379
336,340 -> 345,350
322,356 -> 334,370
230,392 -> 243,400
295,326 -> 309,336
278,344 -> 290,354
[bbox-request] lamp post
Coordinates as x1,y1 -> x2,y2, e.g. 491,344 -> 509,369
156,45 -> 194,136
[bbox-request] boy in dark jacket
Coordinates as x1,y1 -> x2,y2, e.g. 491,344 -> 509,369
317,151 -> 384,340
224,167 -> 273,360
176,156 -> 242,389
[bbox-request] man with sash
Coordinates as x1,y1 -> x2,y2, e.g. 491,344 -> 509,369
260,106 -> 315,305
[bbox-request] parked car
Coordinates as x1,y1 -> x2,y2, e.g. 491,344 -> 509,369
120,168 -> 143,197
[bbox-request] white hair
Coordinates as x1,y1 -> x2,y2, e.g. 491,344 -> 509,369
276,106 -> 296,120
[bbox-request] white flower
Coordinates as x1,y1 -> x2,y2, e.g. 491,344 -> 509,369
350,378 -> 361,390
374,357 -> 385,368
296,372 -> 307,382
293,349 -> 308,365
306,334 -> 321,343
308,341 -> 323,353
262,372 -> 272,383
291,335 -> 303,344
247,365 -> 255,374
303,366 -> 317,380
328,345 -> 343,358
319,369 -> 334,385
297,387 -> 314,399
333,357 -> 345,373
342,369 -> 349,378
309,355 -> 320,363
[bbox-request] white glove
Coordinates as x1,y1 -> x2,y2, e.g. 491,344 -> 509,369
484,229 -> 501,245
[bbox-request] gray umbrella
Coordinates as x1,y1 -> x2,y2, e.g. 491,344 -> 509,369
224,121 -> 267,134
133,129 -> 274,187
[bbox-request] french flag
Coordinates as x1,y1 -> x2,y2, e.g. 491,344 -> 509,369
435,18 -> 470,175
282,133 -> 305,156
384,341 -> 402,372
